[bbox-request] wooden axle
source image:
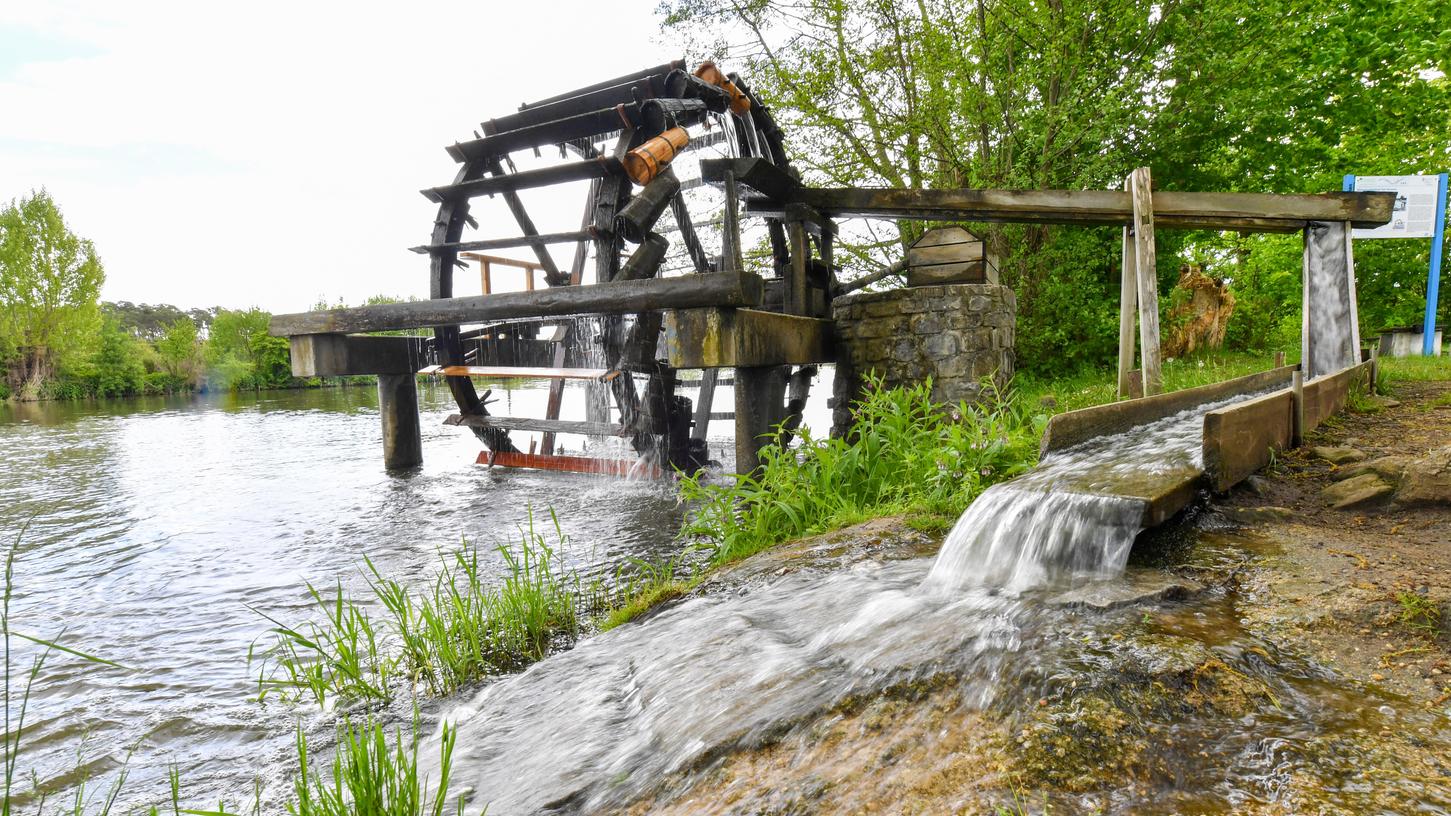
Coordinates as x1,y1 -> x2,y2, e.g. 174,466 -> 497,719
269,273 -> 765,336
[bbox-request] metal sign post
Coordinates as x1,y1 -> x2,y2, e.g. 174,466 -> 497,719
1344,173 -> 1449,356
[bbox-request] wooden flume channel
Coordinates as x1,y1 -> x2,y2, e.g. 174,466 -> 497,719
269,58 -> 1394,479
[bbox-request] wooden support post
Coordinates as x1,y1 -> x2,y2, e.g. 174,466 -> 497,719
721,169 -> 745,271
1301,221 -> 1358,380
1128,167 -> 1162,396
1116,219 -> 1138,399
691,368 -> 719,440
786,221 -> 809,316
378,373 -> 423,470
1290,369 -> 1305,448
1274,350 -> 1286,368
1369,345 -> 1380,395
734,366 -> 785,474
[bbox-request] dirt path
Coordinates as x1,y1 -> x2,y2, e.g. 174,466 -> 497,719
1216,377 -> 1451,705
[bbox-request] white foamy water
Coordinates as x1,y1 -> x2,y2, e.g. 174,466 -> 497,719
924,391 -> 1260,593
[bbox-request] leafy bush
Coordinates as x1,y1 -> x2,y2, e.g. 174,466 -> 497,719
680,378 -> 1044,565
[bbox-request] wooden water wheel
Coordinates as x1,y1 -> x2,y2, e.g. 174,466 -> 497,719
414,60 -> 799,475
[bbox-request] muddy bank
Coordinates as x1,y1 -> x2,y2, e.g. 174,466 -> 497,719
600,381 -> 1451,815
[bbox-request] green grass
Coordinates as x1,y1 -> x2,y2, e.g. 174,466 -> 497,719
595,555 -> 701,632
254,509 -> 580,704
1014,350 -> 1283,416
287,716 -> 467,816
1380,354 -> 1451,383
679,377 -> 1044,566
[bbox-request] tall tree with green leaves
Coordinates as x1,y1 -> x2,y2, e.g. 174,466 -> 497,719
0,191 -> 105,397
661,0 -> 1450,370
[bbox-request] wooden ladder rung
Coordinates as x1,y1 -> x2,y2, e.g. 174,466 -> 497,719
420,365 -> 621,382
445,414 -> 624,436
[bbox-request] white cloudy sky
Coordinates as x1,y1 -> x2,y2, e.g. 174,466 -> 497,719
0,1 -> 680,313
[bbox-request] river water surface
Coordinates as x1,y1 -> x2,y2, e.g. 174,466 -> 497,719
1,378 -> 806,809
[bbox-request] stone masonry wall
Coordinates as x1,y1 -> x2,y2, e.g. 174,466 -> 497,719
831,284 -> 1016,435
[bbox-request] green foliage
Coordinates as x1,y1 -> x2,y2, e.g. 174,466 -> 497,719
255,512 -> 580,705
288,717 -> 465,816
156,317 -> 202,383
595,555 -> 701,632
1395,591 -> 1444,638
373,512 -> 579,696
1381,354 -> 1451,383
679,378 -> 1043,565
0,190 -> 104,398
662,0 -> 1451,371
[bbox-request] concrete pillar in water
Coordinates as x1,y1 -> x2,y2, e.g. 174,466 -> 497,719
378,373 -> 423,470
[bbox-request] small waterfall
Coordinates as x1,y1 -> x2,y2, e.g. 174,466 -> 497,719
924,391 -> 1257,594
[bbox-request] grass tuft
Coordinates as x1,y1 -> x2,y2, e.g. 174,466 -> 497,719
595,555 -> 701,632
287,714 -> 467,816
1395,591 -> 1444,637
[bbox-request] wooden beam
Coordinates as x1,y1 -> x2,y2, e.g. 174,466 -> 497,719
745,187 -> 1396,232
700,157 -> 801,200
420,365 -> 618,382
422,158 -> 620,203
446,414 -> 624,436
410,229 -> 595,256
270,273 -> 766,336
476,450 -> 662,479
1116,220 -> 1137,400
1129,168 -> 1163,396
664,308 -> 833,368
289,334 -> 430,377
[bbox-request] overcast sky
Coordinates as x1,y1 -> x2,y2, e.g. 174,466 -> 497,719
0,1 -> 679,313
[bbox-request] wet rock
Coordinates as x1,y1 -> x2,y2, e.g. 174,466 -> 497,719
1320,473 -> 1395,510
1332,455 -> 1411,484
1311,446 -> 1368,465
1049,572 -> 1205,611
1241,475 -> 1271,497
1221,506 -> 1294,525
1398,446 -> 1451,506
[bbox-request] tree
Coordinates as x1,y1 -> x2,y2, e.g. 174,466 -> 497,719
156,316 -> 202,382
660,0 -> 1451,370
0,190 -> 105,397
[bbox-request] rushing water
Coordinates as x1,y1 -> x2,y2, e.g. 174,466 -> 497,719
0,378 -> 806,809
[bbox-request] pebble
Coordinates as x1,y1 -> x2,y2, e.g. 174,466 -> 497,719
1372,673 -> 1386,681
1433,668 -> 1444,676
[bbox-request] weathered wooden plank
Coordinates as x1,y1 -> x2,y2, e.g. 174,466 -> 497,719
422,158 -> 620,203
908,241 -> 985,266
379,374 -> 423,469
700,157 -> 800,200
1116,224 -> 1138,399
905,260 -> 992,287
664,308 -> 833,368
289,334 -> 430,377
410,229 -> 594,256
445,413 -> 624,436
270,273 -> 766,336
746,187 -> 1395,232
1129,168 -> 1163,396
420,365 -> 618,381
476,449 -> 662,479
1301,221 -> 1359,379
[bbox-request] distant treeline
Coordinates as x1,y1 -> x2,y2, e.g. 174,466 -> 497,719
1,189 -> 409,402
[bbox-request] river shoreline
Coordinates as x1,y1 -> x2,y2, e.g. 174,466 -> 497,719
580,374 -> 1451,814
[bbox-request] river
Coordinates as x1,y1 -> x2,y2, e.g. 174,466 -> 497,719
1,377 -> 831,810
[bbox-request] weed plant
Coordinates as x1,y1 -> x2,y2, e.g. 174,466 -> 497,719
255,510 -> 579,704
288,716 -> 465,816
595,554 -> 702,632
679,377 -> 1044,565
